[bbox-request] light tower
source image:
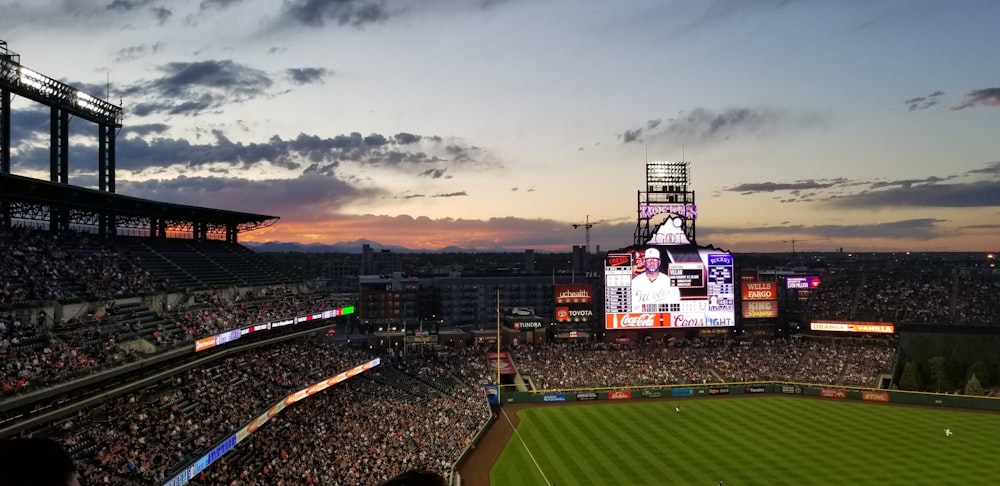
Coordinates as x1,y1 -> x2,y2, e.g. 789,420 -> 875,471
634,161 -> 697,245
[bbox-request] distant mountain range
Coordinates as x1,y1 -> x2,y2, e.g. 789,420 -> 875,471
242,239 -> 495,254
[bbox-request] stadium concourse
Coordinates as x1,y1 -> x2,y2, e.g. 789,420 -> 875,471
2,226 -> 1000,485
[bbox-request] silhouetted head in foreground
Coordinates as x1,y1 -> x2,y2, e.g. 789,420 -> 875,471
0,437 -> 80,486
378,469 -> 447,486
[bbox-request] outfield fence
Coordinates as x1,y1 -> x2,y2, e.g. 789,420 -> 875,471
493,381 -> 1000,411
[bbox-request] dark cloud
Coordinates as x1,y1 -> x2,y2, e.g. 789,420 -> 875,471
106,129 -> 486,176
393,132 -> 421,145
419,168 -> 447,179
117,174 -> 382,219
200,0 -> 243,10
953,87 -> 1000,110
280,0 -> 393,28
904,90 -> 943,111
869,175 -> 951,189
621,128 -> 642,143
965,161 -> 1000,177
115,42 -> 166,62
120,60 -> 272,117
701,218 -> 947,240
400,194 -> 425,200
286,67 -> 330,85
122,123 -> 170,136
7,108 -> 51,143
618,106 -> 825,144
825,180 -> 1000,209
672,0 -> 799,34
727,178 -> 847,194
106,0 -> 153,12
151,6 -> 171,23
432,192 -> 468,198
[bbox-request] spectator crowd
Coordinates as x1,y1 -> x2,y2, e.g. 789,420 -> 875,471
513,337 -> 896,390
1,226 -> 995,485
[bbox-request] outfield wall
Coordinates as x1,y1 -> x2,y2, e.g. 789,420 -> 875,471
495,382 -> 1000,412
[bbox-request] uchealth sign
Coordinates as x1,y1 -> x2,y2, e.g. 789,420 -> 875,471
742,281 -> 777,300
554,284 -> 593,304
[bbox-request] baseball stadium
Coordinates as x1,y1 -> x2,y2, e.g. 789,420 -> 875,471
2,39 -> 1000,486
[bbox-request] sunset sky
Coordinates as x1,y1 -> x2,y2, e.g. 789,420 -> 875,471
2,0 -> 998,253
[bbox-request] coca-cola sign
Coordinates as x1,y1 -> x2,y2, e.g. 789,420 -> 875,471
605,313 -> 669,329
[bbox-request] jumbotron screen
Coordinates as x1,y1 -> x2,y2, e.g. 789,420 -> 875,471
604,244 -> 735,329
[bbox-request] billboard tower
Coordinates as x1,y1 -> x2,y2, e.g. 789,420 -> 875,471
634,161 -> 696,245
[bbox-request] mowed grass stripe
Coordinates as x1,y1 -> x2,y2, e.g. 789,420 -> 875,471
543,407 -> 609,482
527,408 -> 605,484
606,403 -> 699,483
491,396 -> 1000,486
553,405 -> 659,485
558,406 -> 661,482
693,399 -> 804,486
673,400 -> 750,484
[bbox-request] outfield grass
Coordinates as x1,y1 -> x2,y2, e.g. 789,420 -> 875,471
490,396 -> 1000,485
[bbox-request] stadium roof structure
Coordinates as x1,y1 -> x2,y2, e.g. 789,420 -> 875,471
1,39 -> 278,242
0,173 -> 279,241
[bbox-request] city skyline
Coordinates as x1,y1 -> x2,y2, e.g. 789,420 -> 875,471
2,0 -> 998,253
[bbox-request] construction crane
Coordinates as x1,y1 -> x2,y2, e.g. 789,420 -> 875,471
572,215 -> 629,254
780,237 -> 818,254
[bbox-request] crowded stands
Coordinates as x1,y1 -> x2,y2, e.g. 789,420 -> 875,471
3,224 -> 1000,485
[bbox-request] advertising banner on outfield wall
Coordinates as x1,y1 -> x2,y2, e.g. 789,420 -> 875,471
543,393 -> 567,402
820,388 -> 847,399
708,387 -> 731,395
609,390 -> 632,400
744,386 -> 766,394
672,388 -> 696,397
862,391 -> 890,402
576,392 -> 598,401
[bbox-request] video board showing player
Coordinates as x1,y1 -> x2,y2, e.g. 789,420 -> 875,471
604,243 -> 735,329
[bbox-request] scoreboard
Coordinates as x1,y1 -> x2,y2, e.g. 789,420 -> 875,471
604,244 -> 735,328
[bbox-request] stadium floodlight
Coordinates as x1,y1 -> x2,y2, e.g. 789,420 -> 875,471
18,66 -> 43,90
2,42 -> 122,127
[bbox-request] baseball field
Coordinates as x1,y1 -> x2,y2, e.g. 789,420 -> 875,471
479,396 -> 1000,486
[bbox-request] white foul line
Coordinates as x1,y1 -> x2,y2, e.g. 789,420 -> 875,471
500,406 -> 551,485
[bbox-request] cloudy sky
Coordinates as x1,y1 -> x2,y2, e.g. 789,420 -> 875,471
2,0 -> 999,253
